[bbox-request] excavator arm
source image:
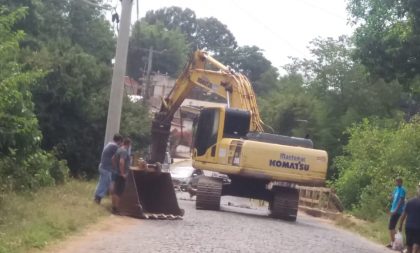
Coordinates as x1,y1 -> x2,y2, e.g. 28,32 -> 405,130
150,50 -> 264,163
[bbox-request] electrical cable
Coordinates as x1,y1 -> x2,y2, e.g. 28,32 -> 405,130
78,0 -> 113,10
229,0 -> 306,56
296,0 -> 348,22
76,0 -> 120,32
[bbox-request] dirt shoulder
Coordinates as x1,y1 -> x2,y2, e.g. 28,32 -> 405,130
39,215 -> 140,253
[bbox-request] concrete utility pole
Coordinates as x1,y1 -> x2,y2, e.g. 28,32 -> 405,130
136,0 -> 139,20
143,46 -> 154,103
142,47 -> 167,105
104,0 -> 133,145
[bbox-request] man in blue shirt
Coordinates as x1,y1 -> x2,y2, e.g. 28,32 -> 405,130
399,182 -> 420,253
111,138 -> 132,214
94,133 -> 123,204
387,177 -> 406,248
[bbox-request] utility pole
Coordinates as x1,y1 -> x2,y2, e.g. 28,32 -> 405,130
104,0 -> 133,145
136,0 -> 139,20
142,47 -> 167,105
143,46 -> 153,104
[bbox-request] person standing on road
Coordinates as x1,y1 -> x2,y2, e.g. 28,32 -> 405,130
94,133 -> 123,204
387,177 -> 406,248
111,138 -> 132,214
398,182 -> 420,253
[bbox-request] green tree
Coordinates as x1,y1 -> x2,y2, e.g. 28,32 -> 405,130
143,6 -> 197,44
29,41 -> 112,176
283,37 -> 402,160
347,0 -> 420,118
0,6 -> 41,159
333,118 -> 420,220
0,6 -> 68,191
2,0 -> 116,176
141,6 -> 279,97
259,36 -> 405,181
253,67 -> 280,95
68,0 -> 115,62
348,0 -> 420,89
127,21 -> 189,79
0,0 -> 70,46
120,97 -> 152,152
222,46 -> 276,94
142,6 -> 237,58
259,74 -> 330,150
195,17 -> 237,56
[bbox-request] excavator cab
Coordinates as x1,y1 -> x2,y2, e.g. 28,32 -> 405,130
193,107 -> 250,159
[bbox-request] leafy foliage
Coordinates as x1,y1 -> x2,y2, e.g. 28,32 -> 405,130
261,36 -> 403,172
140,6 -> 278,96
143,6 -> 237,56
346,0 -> 420,120
120,97 -> 152,152
127,21 -> 189,79
348,0 -> 420,89
0,7 -> 41,158
259,73 -> 332,152
195,17 -> 237,56
30,41 -> 112,176
0,6 -> 69,192
1,0 -> 118,177
333,118 -> 420,220
2,1 -> 420,228
143,7 -> 197,44
221,45 -> 278,94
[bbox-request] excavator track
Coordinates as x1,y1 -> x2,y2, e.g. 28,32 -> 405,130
270,187 -> 299,221
196,176 -> 222,210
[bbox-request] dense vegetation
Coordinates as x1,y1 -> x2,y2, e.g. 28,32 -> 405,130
0,0 -> 150,191
1,1 -> 420,223
0,7 -> 68,192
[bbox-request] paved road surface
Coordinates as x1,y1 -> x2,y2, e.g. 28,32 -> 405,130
53,192 -> 392,253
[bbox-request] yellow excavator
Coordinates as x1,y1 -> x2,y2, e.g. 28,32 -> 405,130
118,50 -> 328,221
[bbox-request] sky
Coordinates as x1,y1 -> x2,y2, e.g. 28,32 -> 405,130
107,0 -> 354,72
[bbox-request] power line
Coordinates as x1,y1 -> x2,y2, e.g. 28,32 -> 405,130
78,0 -> 113,10
296,0 -> 348,22
229,0 -> 306,56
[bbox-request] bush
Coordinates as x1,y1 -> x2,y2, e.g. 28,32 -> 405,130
120,96 -> 152,153
333,117 -> 420,220
0,151 -> 69,192
0,7 -> 69,193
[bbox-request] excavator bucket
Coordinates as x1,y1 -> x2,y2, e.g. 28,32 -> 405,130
118,169 -> 184,219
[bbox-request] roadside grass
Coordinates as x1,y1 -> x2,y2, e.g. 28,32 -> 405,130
0,180 -> 110,253
0,179 -> 393,252
335,213 -> 389,245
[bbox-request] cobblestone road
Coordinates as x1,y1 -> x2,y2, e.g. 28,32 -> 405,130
54,192 -> 392,253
